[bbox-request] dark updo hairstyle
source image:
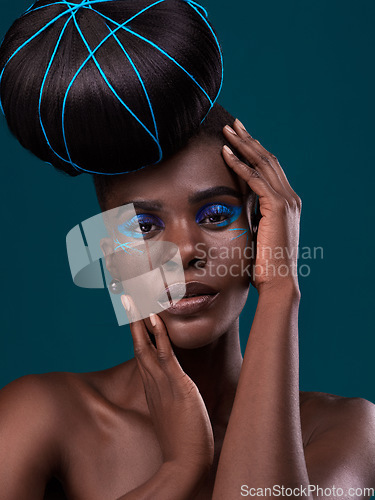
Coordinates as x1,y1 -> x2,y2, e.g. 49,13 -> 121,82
0,0 -> 225,177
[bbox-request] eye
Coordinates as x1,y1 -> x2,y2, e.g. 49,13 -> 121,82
117,213 -> 164,239
196,203 -> 242,228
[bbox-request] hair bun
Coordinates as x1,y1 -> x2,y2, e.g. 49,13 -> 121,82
0,0 -> 223,176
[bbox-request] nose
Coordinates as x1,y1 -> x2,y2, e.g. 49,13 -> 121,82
163,219 -> 207,271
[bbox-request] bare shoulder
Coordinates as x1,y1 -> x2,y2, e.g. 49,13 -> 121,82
299,390 -> 375,429
0,359 -> 143,433
0,373 -> 74,498
1,370 -> 86,416
299,390 -> 375,442
0,371 -> 66,426
0,371 -> 83,448
0,362 -> 141,482
299,390 -> 375,489
0,363 -> 151,499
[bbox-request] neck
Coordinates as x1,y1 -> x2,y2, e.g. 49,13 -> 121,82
172,319 -> 243,426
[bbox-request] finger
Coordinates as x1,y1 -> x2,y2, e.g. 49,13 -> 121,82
222,145 -> 283,210
149,313 -> 184,376
223,123 -> 288,198
135,356 -> 148,384
121,295 -> 157,361
232,120 -> 301,207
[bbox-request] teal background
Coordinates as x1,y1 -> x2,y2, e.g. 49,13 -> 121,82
1,0 -> 374,409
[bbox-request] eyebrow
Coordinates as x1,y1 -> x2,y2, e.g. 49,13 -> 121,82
116,186 -> 244,217
188,186 -> 244,204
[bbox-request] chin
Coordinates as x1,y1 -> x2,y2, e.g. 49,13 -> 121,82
169,328 -> 222,350
159,307 -> 237,350
156,287 -> 250,349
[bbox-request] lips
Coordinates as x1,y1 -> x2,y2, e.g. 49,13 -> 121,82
156,281 -> 219,315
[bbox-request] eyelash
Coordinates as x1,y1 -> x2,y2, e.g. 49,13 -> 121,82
117,214 -> 164,239
195,203 -> 242,227
117,203 -> 242,238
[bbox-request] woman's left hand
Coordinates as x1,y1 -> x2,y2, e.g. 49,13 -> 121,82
222,119 -> 302,294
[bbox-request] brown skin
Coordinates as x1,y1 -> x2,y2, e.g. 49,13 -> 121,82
0,120 -> 375,500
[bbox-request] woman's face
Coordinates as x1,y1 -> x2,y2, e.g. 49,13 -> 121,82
103,135 -> 254,349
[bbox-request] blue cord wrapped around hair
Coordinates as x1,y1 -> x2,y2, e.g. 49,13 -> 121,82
0,0 -> 224,175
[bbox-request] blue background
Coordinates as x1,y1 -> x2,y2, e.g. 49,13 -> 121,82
1,0 -> 374,408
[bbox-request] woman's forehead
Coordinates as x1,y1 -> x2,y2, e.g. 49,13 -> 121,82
106,137 -> 248,208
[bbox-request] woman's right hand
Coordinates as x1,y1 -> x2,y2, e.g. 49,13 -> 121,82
121,295 -> 214,475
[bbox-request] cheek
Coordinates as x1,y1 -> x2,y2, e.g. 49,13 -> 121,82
159,220 -> 253,349
113,237 -> 178,282
201,214 -> 253,287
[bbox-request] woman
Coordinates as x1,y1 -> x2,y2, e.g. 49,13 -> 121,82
0,1 -> 374,499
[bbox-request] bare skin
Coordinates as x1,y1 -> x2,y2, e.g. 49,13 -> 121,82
1,121 -> 375,500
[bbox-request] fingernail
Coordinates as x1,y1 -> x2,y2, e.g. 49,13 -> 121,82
149,313 -> 157,327
223,145 -> 233,155
235,118 -> 246,131
121,295 -> 130,311
224,125 -> 236,135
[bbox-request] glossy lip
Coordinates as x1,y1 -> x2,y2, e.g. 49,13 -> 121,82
157,281 -> 219,316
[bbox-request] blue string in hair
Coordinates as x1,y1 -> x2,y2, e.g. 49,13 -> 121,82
0,0 -> 224,175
